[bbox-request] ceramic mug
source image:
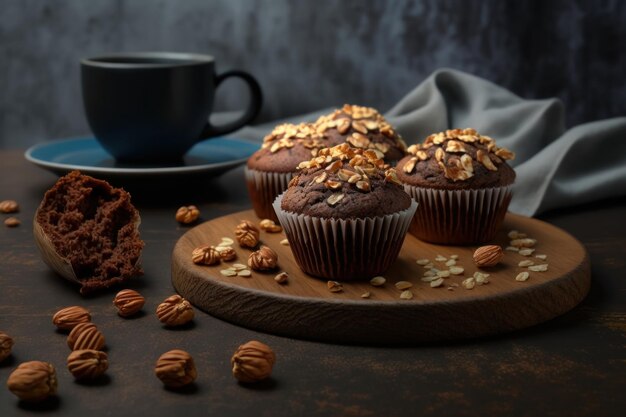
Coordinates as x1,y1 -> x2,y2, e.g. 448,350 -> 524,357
81,52 -> 262,163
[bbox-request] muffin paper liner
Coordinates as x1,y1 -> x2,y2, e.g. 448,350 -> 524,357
404,184 -> 512,245
245,167 -> 294,222
273,193 -> 418,281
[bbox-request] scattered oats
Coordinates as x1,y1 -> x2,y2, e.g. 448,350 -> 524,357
220,237 -> 234,246
423,270 -> 436,277
518,260 -> 535,267
421,276 -> 439,282
361,292 -> 371,299
516,271 -> 530,282
445,259 -> 457,267
510,238 -> 537,248
449,266 -> 465,275
447,287 -> 455,291
327,281 -> 343,293
370,276 -> 386,287
508,230 -> 528,239
430,278 -> 444,288
395,281 -> 413,290
220,269 -> 237,277
400,290 -> 414,300
232,263 -> 248,271
519,248 -> 535,256
280,239 -> 290,246
462,277 -> 476,290
436,270 -> 451,278
274,272 -> 289,284
473,271 -> 490,280
535,254 -> 548,260
529,264 -> 549,272
416,259 -> 431,265
423,263 -> 435,269
449,255 -> 459,260
435,255 -> 447,262
506,246 -> 520,252
237,270 -> 252,277
475,274 -> 489,285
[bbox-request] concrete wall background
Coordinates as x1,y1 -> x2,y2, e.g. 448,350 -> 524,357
1,0 -> 624,148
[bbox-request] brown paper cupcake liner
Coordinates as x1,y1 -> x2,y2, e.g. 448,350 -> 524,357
245,167 -> 294,222
405,185 -> 512,245
273,193 -> 418,281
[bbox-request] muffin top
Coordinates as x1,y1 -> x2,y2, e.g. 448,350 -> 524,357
313,104 -> 407,163
247,123 -> 332,173
280,143 -> 411,219
396,128 -> 516,190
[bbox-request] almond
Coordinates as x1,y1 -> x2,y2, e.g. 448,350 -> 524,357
473,245 -> 503,268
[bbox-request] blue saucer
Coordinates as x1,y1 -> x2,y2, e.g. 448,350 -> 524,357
25,136 -> 259,178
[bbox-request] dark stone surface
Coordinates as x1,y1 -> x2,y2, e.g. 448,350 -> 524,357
1,0 -> 625,148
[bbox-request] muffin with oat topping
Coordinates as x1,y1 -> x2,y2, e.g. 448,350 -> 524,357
245,123 -> 331,222
313,104 -> 407,164
396,128 -> 515,245
274,143 -> 417,281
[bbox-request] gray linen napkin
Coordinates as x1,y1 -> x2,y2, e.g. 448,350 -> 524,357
233,68 -> 626,216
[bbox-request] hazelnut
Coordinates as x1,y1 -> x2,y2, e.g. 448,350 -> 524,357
155,349 -> 197,388
231,341 -> 276,383
176,205 -> 200,224
7,361 -> 57,402
248,245 -> 278,271
52,306 -> 91,331
67,322 -> 105,351
113,289 -> 145,317
473,245 -> 504,268
235,220 -> 260,248
156,295 -> 194,327
67,349 -> 108,380
0,331 -> 14,362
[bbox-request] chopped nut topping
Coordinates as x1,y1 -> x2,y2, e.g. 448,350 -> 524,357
403,157 -> 418,174
327,193 -> 345,206
477,150 -> 497,171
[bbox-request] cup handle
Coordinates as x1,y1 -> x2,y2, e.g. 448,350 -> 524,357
200,70 -> 263,138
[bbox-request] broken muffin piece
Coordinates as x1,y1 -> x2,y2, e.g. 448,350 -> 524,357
34,170 -> 144,294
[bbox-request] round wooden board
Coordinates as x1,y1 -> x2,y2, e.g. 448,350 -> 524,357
171,210 -> 590,345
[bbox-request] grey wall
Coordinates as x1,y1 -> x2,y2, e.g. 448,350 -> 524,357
1,0 -> 625,148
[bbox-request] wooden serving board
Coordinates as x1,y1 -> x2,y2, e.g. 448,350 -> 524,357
171,210 -> 590,344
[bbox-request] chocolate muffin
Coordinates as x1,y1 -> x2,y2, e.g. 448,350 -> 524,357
313,104 -> 407,163
274,143 -> 417,281
396,128 -> 516,244
34,171 -> 144,294
245,123 -> 330,221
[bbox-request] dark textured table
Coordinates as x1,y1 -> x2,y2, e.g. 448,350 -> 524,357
0,150 -> 624,417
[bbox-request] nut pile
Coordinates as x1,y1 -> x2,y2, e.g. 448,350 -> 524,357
403,128 -> 515,182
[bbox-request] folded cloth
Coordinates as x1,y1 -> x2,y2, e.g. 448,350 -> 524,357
233,68 -> 626,216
